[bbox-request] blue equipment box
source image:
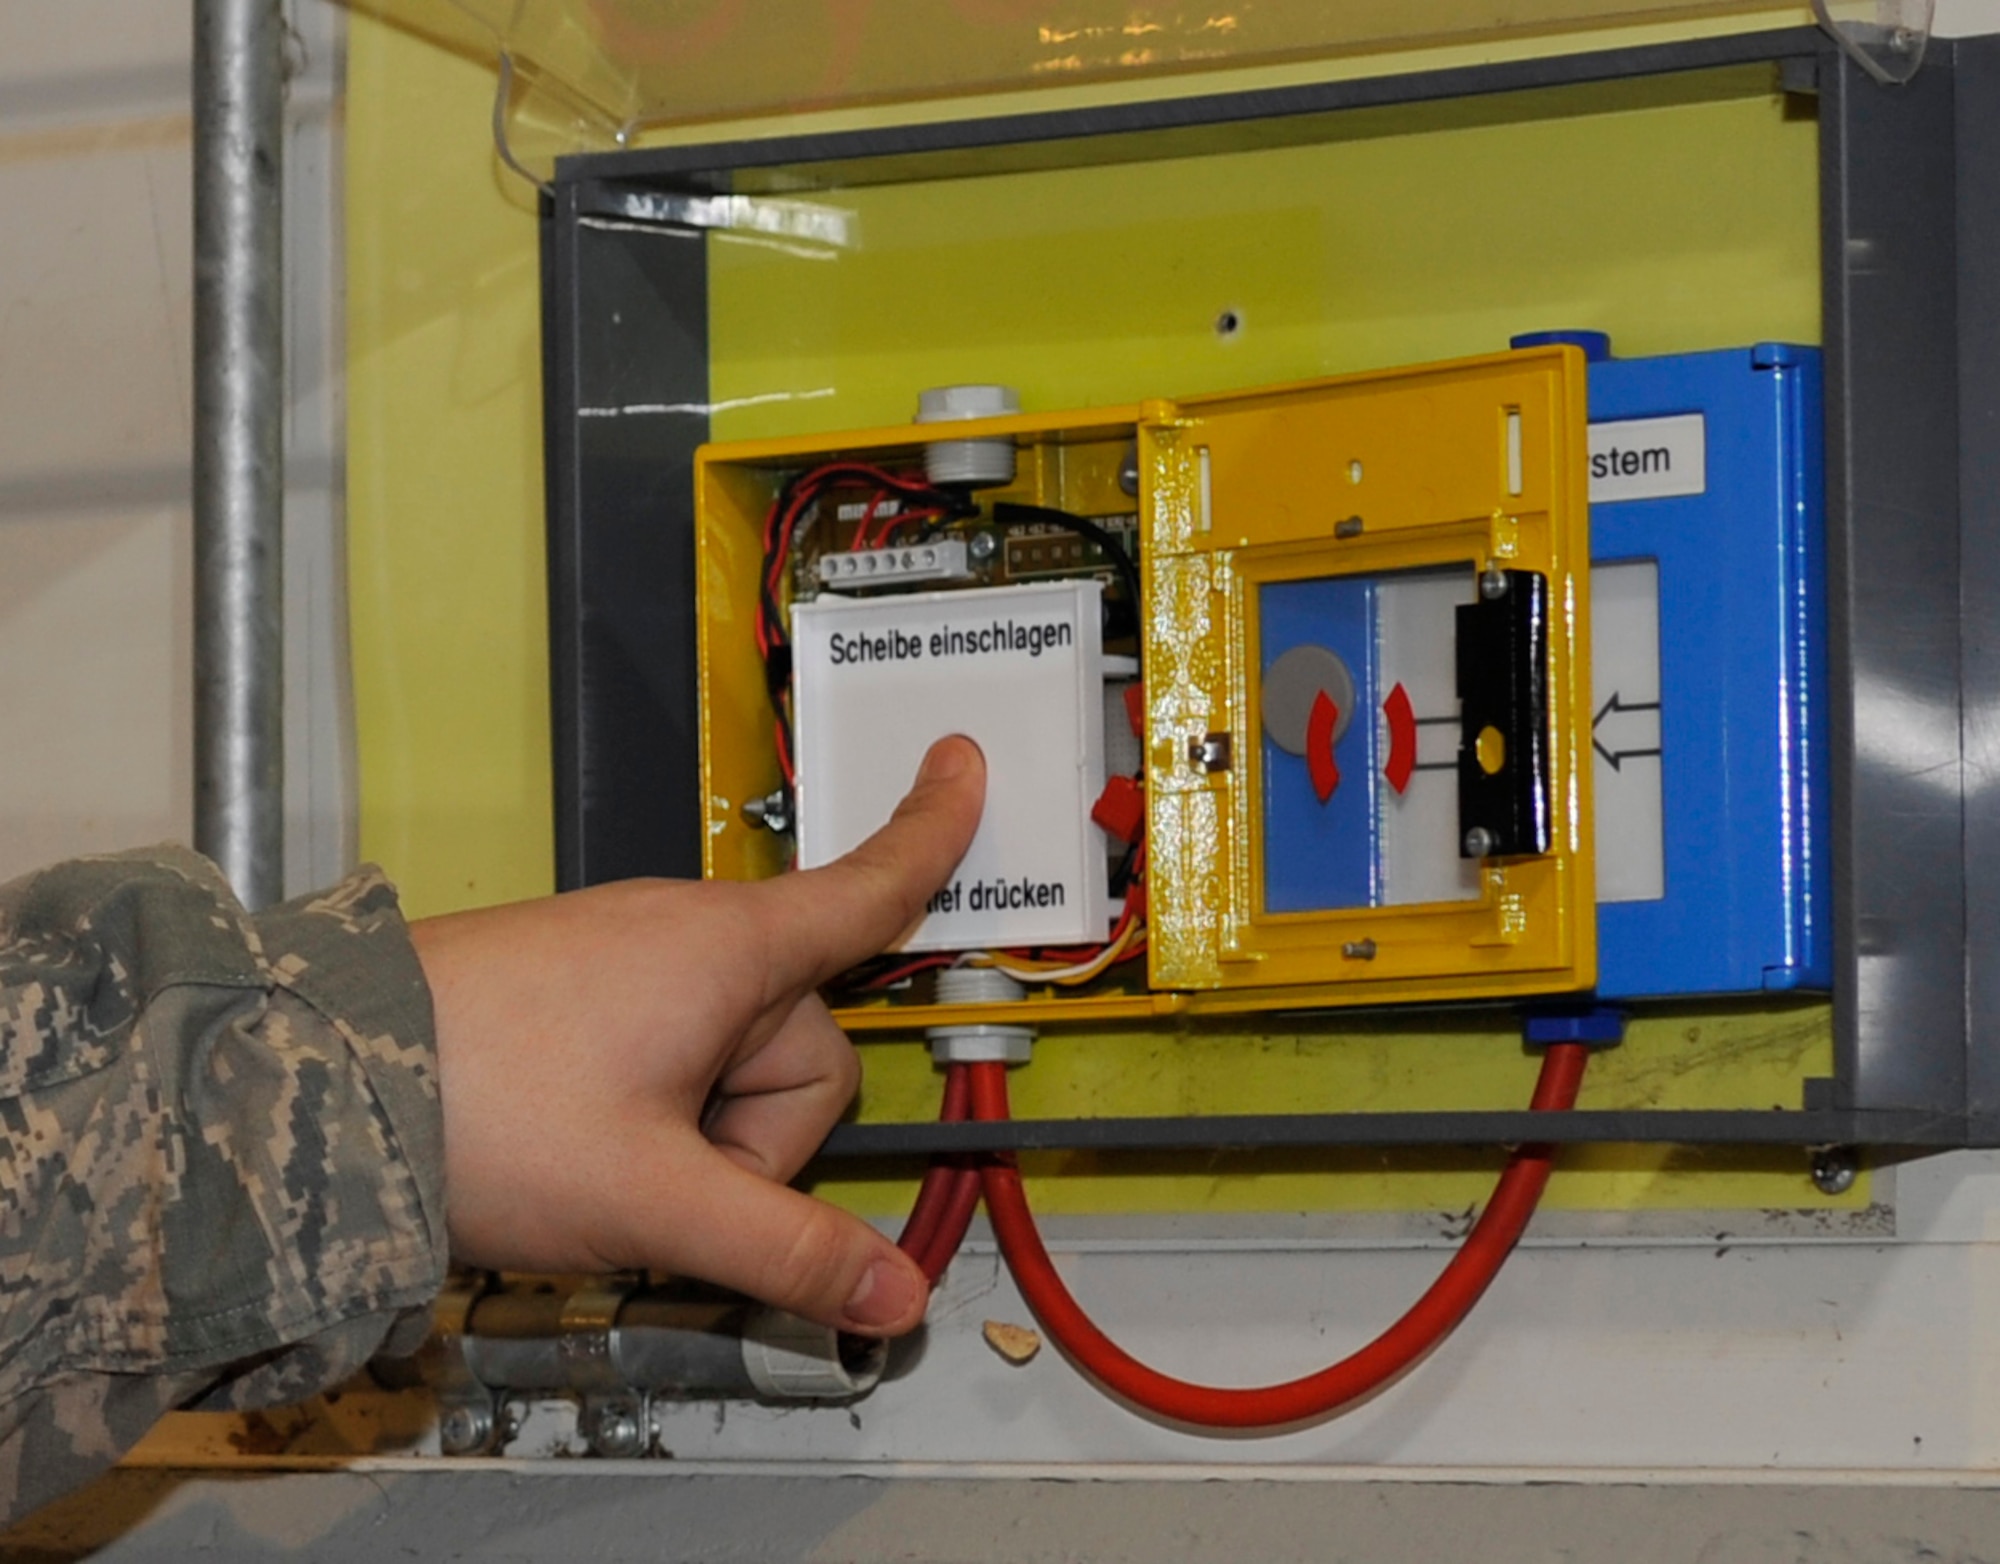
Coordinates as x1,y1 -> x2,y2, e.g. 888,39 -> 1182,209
1557,335 -> 1829,999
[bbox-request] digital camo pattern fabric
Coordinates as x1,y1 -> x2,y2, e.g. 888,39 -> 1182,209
0,848 -> 445,1524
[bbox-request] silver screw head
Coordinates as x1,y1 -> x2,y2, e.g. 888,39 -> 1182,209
591,1409 -> 645,1459
439,1403 -> 492,1456
968,529 -> 998,562
1810,1146 -> 1860,1196
1463,826 -> 1497,858
1480,568 -> 1509,600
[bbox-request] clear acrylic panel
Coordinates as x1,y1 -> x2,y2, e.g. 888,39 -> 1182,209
359,0 -> 1810,146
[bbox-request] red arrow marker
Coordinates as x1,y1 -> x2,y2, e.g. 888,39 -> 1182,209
1307,690 -> 1341,803
1383,681 -> 1417,794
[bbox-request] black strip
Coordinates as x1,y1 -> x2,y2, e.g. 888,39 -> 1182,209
1456,570 -> 1549,857
816,1108 -> 1975,1157
544,203 -> 714,887
1958,34 -> 2000,1137
542,186 -> 586,888
1819,40 -> 1968,1114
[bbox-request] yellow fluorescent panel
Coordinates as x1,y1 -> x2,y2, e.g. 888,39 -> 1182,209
708,84 -> 1819,444
814,1002 -> 1857,1217
349,13 -> 1836,1210
348,13 -> 555,917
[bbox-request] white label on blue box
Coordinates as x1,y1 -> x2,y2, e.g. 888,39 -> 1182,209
1588,413 -> 1706,503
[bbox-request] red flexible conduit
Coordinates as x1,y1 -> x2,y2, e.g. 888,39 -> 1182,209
969,1043 -> 1590,1428
896,1064 -> 982,1285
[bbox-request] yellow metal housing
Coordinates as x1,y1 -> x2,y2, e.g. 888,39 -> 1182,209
695,347 -> 1595,1029
1142,347 -> 1597,1008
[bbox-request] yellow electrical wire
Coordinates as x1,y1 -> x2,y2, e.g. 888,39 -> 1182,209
969,918 -> 1145,986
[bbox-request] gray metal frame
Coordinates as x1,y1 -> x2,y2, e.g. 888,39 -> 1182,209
542,27 -> 2000,1155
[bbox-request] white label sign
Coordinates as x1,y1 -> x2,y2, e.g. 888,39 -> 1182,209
1588,413 -> 1706,503
791,581 -> 1108,952
1590,559 -> 1665,904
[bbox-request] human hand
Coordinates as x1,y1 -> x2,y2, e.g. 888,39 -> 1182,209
409,736 -> 984,1337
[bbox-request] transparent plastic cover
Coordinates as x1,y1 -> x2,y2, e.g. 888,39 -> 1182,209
366,0 -> 1806,151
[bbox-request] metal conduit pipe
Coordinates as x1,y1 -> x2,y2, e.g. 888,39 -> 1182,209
376,1284 -> 886,1457
193,0 -> 286,909
461,1288 -> 887,1401
462,1291 -> 760,1399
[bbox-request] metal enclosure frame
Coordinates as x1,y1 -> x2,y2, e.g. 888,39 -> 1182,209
541,27 -> 2000,1155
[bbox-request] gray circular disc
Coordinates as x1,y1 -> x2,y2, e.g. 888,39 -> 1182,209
1262,643 -> 1357,756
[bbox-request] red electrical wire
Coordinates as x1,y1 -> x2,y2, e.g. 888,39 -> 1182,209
889,1064 -> 986,1286
969,1043 -> 1590,1428
913,1157 -> 983,1284
896,1065 -> 970,1266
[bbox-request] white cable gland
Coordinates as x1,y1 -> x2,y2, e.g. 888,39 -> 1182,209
915,384 -> 1020,488
740,1307 -> 887,1401
934,967 -> 1027,1005
927,966 -> 1034,1063
927,1024 -> 1035,1065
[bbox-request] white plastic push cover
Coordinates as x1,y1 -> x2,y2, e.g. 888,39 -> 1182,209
791,580 -> 1108,952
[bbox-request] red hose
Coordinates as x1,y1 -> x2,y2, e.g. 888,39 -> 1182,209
913,1157 -> 983,1283
896,1065 -> 985,1284
896,1065 -> 970,1264
969,1043 -> 1589,1428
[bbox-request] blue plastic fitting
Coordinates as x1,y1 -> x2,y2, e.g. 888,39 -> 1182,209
1522,1005 -> 1627,1048
1510,329 -> 1614,362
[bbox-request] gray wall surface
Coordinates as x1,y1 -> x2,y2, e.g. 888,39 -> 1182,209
0,0 -> 350,899
9,1469 -> 2000,1563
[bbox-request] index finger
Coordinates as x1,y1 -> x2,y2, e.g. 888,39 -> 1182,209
750,735 -> 985,996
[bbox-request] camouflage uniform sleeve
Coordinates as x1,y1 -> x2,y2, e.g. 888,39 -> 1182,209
0,847 -> 445,1524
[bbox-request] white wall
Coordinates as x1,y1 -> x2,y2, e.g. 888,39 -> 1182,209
0,0 -> 350,899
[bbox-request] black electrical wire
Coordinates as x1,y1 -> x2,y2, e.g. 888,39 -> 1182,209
988,502 -> 1143,619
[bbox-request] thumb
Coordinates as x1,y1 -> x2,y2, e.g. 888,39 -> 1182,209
642,1142 -> 931,1336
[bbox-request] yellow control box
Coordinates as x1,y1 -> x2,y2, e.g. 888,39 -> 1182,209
694,347 -> 1594,1030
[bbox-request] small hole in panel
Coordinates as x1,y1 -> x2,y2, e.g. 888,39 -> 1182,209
1505,407 -> 1524,496
1214,308 -> 1243,340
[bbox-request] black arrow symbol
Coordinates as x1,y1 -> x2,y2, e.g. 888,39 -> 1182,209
1411,711 -> 1460,772
1592,690 -> 1662,771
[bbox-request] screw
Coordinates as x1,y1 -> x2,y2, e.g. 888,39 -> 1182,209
1890,25 -> 1915,53
741,789 -> 793,834
969,530 -> 998,563
1342,939 -> 1377,960
439,1403 -> 492,1457
1480,568 -> 1509,600
1188,732 -> 1233,773
1117,444 -> 1141,498
1464,826 -> 1497,858
1334,516 -> 1364,539
590,1407 -> 646,1459
1810,1146 -> 1860,1196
